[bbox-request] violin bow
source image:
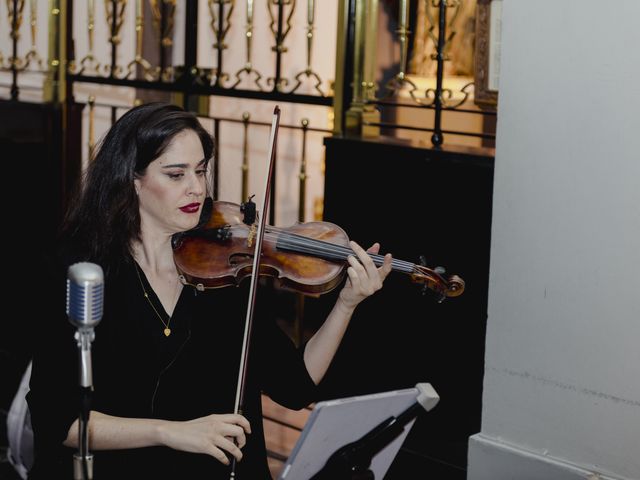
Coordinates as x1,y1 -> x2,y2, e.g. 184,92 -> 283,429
230,106 -> 280,479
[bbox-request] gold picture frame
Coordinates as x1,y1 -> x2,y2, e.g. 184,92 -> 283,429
474,0 -> 501,110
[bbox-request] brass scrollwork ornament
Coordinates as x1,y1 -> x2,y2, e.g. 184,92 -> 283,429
102,0 -> 127,78
6,0 -> 26,70
70,0 -> 100,74
126,0 -> 158,80
230,0 -> 264,90
266,0 -> 295,92
208,0 -> 234,86
149,0 -> 177,80
21,0 -> 44,71
289,0 -> 325,96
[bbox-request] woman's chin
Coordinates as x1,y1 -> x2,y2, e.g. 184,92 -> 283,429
182,218 -> 200,232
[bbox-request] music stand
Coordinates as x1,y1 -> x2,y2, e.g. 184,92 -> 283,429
278,383 -> 439,480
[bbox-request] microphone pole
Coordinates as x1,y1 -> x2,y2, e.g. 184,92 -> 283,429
67,262 -> 104,480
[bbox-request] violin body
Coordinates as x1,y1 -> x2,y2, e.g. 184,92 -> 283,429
173,201 -> 351,295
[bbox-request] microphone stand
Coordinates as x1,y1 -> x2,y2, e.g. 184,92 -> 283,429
73,329 -> 94,480
311,384 -> 439,480
67,261 -> 103,480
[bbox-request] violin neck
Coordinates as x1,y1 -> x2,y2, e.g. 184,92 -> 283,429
276,233 -> 414,274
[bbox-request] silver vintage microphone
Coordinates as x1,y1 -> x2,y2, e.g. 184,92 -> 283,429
67,262 -> 104,480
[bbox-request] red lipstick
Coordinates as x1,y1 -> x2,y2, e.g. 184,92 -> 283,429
179,203 -> 201,213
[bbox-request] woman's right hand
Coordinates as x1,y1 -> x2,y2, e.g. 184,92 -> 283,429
158,413 -> 251,465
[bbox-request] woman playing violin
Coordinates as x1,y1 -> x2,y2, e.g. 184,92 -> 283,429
27,102 -> 392,479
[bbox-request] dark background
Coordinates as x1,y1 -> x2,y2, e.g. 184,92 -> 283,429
310,136 -> 494,478
0,101 -> 82,480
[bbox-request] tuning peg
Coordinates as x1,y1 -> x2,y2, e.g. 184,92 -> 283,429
421,283 -> 447,303
218,225 -> 232,241
434,266 -> 446,275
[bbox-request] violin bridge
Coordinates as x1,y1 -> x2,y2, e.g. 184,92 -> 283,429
247,224 -> 257,248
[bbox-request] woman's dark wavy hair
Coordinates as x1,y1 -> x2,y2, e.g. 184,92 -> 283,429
60,102 -> 214,270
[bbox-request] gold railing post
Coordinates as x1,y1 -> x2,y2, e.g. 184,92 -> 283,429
43,0 -> 66,103
241,112 -> 251,202
88,95 -> 96,159
345,0 -> 379,137
332,0 -> 348,135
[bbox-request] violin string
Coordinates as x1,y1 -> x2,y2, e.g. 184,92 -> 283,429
265,230 -> 387,264
224,224 -> 437,275
264,230 -> 417,272
261,227 -> 417,273
262,226 -> 372,260
235,224 -> 366,263
266,227 -> 418,270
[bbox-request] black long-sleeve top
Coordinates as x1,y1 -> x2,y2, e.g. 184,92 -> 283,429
27,257 -> 318,479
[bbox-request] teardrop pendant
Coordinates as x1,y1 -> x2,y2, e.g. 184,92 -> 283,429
164,328 -> 171,337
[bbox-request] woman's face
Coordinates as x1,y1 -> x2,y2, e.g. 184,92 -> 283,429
134,129 -> 207,236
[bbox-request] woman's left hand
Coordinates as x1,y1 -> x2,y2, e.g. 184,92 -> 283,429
337,241 -> 392,311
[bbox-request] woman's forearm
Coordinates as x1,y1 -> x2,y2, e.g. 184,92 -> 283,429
303,298 -> 355,384
64,411 -> 164,450
63,411 -> 250,464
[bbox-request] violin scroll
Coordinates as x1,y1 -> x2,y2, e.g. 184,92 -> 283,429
412,260 -> 465,302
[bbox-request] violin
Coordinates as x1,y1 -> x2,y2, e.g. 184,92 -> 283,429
173,199 -> 465,301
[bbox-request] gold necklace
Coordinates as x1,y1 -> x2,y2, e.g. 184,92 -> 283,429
134,262 -> 181,337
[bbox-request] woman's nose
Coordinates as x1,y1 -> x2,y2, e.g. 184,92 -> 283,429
188,172 -> 205,196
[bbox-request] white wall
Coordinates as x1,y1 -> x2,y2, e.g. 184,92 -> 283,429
468,1 -> 640,479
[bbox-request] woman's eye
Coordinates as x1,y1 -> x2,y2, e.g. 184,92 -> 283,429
167,173 -> 183,180
196,169 -> 207,176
